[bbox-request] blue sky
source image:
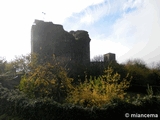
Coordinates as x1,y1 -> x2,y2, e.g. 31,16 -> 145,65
0,0 -> 160,66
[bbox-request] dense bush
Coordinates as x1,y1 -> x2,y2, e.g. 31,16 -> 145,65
0,84 -> 160,120
123,59 -> 160,93
124,59 -> 149,85
19,62 -> 73,102
66,67 -> 131,107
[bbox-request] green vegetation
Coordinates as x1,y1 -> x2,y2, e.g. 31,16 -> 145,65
19,62 -> 73,102
66,67 -> 131,107
0,54 -> 160,119
0,83 -> 160,119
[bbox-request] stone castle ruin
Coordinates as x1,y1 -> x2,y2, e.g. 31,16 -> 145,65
31,19 -> 116,74
104,53 -> 116,62
31,19 -> 91,66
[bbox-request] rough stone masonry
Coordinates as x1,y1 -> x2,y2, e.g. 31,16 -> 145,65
31,19 -> 91,66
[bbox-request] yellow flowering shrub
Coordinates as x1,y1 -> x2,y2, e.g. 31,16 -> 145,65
66,67 -> 131,107
19,62 -> 73,102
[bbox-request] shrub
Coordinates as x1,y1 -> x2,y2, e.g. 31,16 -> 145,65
66,67 -> 131,107
19,62 -> 73,102
1,83 -> 160,120
124,59 -> 150,85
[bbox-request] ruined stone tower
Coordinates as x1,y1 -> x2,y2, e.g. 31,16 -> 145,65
104,53 -> 116,62
31,19 -> 91,66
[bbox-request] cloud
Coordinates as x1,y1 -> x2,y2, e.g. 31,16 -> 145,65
80,1 -> 110,25
79,0 -> 140,25
112,0 -> 160,64
123,0 -> 144,12
39,0 -> 106,24
0,0 -> 106,24
87,0 -> 160,64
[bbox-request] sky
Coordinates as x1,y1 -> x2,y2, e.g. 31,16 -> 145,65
0,0 -> 160,66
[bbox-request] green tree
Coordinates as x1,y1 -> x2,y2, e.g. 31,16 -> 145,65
4,53 -> 39,75
0,57 -> 6,74
124,59 -> 150,85
10,54 -> 32,74
91,55 -> 104,62
147,69 -> 160,86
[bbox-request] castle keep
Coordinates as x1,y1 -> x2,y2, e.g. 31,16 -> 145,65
31,19 -> 116,70
31,19 -> 91,66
